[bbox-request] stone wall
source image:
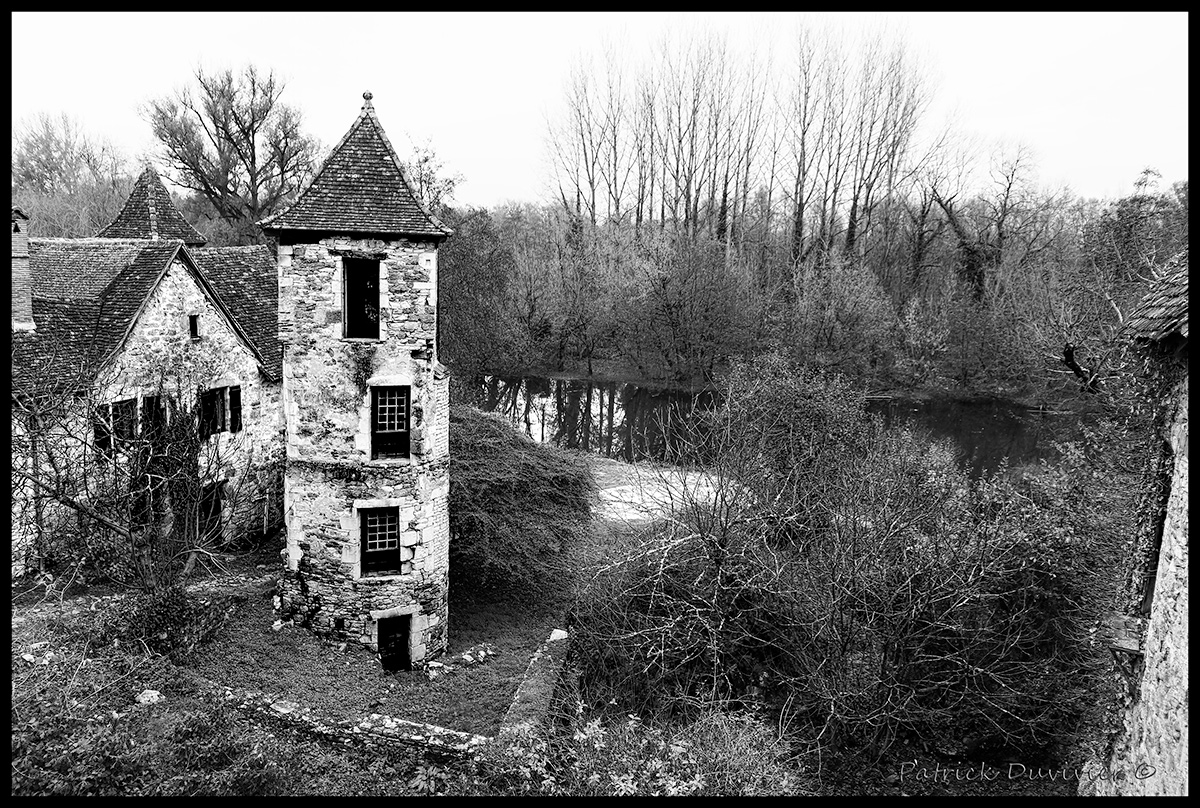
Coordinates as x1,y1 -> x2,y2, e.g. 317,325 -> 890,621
1090,376 -> 1188,796
100,259 -> 285,545
277,236 -> 450,664
499,629 -> 572,736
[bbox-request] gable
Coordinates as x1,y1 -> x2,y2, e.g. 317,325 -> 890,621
11,240 -> 272,396
101,258 -> 262,396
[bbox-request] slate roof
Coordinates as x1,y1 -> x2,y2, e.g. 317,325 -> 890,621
259,93 -> 452,239
11,239 -> 271,395
96,167 -> 209,246
12,239 -> 186,392
1126,251 -> 1189,343
191,246 -> 282,378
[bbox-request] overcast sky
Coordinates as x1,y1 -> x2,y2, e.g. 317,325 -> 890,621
11,11 -> 1189,208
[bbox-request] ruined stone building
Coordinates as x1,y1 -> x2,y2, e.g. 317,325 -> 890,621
11,172 -> 283,578
264,93 -> 453,670
1089,251 -> 1188,796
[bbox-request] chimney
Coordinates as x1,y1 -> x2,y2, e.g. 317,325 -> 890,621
12,207 -> 34,332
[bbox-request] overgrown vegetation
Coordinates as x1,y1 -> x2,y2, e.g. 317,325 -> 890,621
445,710 -> 800,796
448,405 -> 595,596
570,355 -> 1139,763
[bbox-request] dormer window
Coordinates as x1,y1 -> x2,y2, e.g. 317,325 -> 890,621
344,258 -> 380,339
189,314 -> 200,340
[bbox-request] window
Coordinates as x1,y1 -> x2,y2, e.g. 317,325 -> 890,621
111,399 -> 137,442
93,407 -> 112,458
141,395 -> 166,442
93,398 -> 137,458
344,258 -> 381,339
371,386 -> 410,459
198,386 -> 242,440
199,389 -> 225,439
131,473 -> 162,528
199,482 -> 224,544
360,507 -> 403,575
188,314 -> 200,340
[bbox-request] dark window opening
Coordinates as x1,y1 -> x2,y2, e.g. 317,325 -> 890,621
199,482 -> 224,545
141,395 -> 166,442
198,386 -> 242,439
199,388 -> 225,439
188,314 -> 200,340
93,407 -> 113,458
378,615 -> 412,672
131,474 -> 161,528
344,258 -> 381,339
360,507 -> 402,575
111,398 -> 137,442
371,386 -> 410,459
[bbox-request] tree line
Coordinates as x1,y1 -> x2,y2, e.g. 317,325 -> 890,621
441,26 -> 1186,402
11,34 -> 1187,402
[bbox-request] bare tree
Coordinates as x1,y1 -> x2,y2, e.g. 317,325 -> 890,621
144,65 -> 319,244
11,113 -> 132,237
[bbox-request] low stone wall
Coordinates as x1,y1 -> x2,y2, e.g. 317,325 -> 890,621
226,687 -> 489,758
499,629 -> 572,736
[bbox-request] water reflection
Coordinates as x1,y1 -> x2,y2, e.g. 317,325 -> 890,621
476,376 -> 1076,477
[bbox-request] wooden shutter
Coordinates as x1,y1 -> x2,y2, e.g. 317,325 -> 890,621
229,386 -> 242,433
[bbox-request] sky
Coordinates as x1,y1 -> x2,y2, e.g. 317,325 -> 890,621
11,11 -> 1189,208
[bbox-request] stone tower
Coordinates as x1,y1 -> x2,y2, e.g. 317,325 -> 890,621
261,92 -> 453,670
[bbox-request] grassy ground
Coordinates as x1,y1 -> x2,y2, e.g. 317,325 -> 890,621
182,576 -> 564,736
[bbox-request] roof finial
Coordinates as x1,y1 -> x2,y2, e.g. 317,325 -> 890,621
363,91 -> 373,104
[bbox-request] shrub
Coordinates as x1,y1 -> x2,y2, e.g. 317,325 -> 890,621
570,354 -> 1122,759
449,405 -> 595,597
449,709 -> 799,796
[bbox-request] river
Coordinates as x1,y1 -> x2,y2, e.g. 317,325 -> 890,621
476,375 -> 1077,478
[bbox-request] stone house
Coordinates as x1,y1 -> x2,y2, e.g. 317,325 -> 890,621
10,168 -> 284,577
12,92 -> 452,672
1088,251 -> 1188,796
264,92 -> 453,671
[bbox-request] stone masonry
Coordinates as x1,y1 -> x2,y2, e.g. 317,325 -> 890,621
100,258 -> 285,544
275,235 -> 450,663
1091,377 -> 1188,796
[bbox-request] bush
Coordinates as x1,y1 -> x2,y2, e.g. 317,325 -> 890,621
449,405 -> 595,596
449,709 -> 799,796
570,354 -> 1122,758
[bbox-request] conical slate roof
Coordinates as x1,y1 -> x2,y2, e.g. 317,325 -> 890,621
96,166 -> 208,246
258,92 -> 452,239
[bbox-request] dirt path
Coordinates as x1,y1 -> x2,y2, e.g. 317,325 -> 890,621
588,456 -> 717,524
